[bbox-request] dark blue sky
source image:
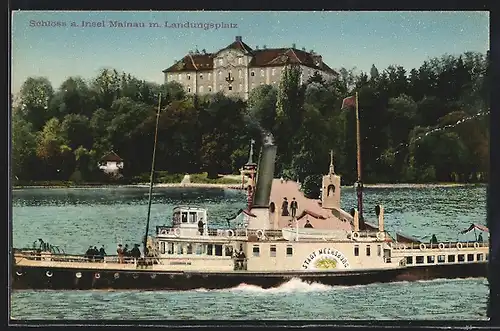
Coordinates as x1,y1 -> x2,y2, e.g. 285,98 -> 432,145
12,11 -> 489,93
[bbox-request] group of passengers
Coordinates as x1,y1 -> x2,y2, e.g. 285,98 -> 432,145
116,243 -> 142,263
84,245 -> 106,262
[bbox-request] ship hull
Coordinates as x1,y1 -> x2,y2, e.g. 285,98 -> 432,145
11,262 -> 487,290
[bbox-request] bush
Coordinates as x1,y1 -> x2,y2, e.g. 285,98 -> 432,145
190,173 -> 241,184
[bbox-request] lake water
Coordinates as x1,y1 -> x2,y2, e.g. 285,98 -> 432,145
10,185 -> 489,320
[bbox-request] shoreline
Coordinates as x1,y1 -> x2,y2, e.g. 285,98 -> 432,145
12,182 -> 484,190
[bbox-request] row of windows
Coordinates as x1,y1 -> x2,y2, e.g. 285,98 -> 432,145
186,82 -> 276,93
177,68 -> 320,82
354,244 -> 382,257
406,253 -> 488,265
252,244 -> 293,257
160,242 -> 233,257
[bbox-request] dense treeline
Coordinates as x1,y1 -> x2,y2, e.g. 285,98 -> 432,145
12,51 -> 489,196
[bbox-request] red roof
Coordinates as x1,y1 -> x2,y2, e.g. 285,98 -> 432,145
100,151 -> 123,162
163,38 -> 337,76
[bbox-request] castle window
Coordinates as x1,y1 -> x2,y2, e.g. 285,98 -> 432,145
200,74 -> 203,79
187,87 -> 191,93
208,86 -> 212,92
228,86 -> 232,91
187,74 -> 191,80
251,71 -> 255,77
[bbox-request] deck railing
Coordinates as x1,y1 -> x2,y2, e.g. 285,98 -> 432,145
392,241 -> 488,250
14,251 -> 241,268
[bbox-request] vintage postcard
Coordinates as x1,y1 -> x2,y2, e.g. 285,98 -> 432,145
10,10 -> 490,321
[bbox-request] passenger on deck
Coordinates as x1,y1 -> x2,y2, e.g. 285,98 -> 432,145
478,233 -> 483,242
198,219 -> 205,235
130,244 -> 141,259
99,245 -> 106,262
117,244 -> 124,263
304,220 -> 314,228
282,197 -> 289,216
236,250 -> 246,270
290,198 -> 298,218
430,234 -> 438,245
123,244 -> 129,258
92,246 -> 99,261
85,246 -> 93,261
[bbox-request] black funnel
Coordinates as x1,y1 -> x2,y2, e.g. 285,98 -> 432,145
252,144 -> 277,207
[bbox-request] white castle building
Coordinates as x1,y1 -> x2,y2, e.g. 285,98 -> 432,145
162,36 -> 338,100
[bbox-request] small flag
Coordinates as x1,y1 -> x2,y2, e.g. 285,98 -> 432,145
341,95 -> 356,109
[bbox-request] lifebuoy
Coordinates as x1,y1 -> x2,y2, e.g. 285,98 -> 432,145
474,242 -> 479,249
256,229 -> 265,239
94,273 -> 100,279
419,243 -> 426,251
457,243 -> 463,250
352,232 -> 360,240
438,243 -> 445,250
160,229 -> 168,235
16,271 -> 22,276
174,228 -> 181,237
114,273 -> 120,279
76,272 -> 82,278
226,229 -> 235,237
398,244 -> 406,250
46,270 -> 53,278
377,232 -> 385,241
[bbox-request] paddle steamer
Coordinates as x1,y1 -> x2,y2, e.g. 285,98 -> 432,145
11,94 -> 489,290
12,142 -> 489,290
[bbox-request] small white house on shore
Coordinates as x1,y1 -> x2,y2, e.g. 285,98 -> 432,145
98,151 -> 124,176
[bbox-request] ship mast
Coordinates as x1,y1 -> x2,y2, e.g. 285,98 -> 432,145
143,93 -> 162,257
354,91 -> 364,226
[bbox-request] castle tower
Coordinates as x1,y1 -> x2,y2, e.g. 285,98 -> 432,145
321,151 -> 341,209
